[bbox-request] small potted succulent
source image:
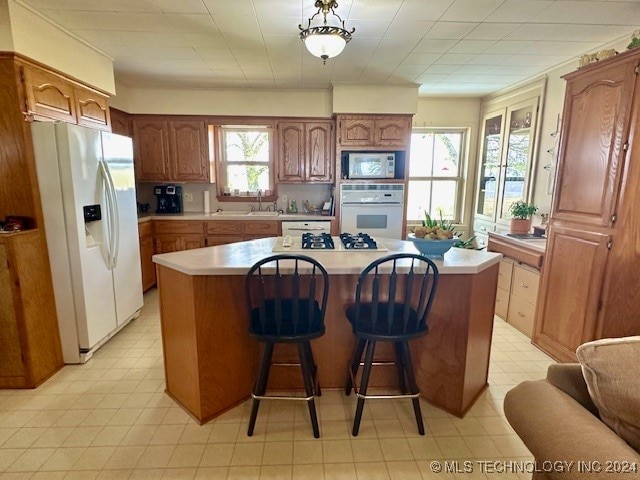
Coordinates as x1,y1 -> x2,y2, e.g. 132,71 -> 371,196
508,201 -> 538,234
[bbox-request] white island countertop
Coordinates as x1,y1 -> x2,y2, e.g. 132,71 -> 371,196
153,237 -> 502,276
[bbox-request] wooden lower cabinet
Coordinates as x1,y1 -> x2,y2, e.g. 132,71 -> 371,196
154,220 -> 206,253
138,221 -> 156,292
205,220 -> 280,245
0,230 -> 63,388
533,226 -> 609,361
506,264 -> 539,337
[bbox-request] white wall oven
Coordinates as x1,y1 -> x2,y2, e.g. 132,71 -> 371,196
340,183 -> 405,239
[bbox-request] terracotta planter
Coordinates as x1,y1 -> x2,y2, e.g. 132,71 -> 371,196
510,218 -> 532,234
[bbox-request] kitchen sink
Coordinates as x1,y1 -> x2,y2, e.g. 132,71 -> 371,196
214,211 -> 250,216
247,211 -> 280,216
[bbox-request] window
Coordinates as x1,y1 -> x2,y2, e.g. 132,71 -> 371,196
218,126 -> 273,196
407,129 -> 465,223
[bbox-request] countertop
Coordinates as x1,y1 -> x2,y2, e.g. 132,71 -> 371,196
138,212 -> 335,223
153,236 -> 502,276
488,231 -> 546,253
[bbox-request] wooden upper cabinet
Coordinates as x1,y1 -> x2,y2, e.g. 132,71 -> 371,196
306,122 -> 333,182
110,108 -> 131,136
277,120 -> 333,183
74,86 -> 110,131
374,117 -> 410,147
552,57 -> 638,227
21,65 -> 76,123
340,117 -> 375,146
338,115 -> 411,149
168,121 -> 209,182
533,226 -> 610,362
278,122 -> 305,182
132,119 -> 171,182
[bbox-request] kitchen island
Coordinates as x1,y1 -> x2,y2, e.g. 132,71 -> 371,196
153,238 -> 502,423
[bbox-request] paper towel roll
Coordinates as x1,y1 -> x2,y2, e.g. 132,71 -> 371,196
204,191 -> 211,213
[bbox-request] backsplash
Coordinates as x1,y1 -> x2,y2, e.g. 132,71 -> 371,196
136,183 -> 333,214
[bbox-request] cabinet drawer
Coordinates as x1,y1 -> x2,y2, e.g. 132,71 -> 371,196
154,220 -> 204,235
497,259 -> 513,291
243,221 -> 279,235
206,236 -> 238,247
512,264 -> 540,304
206,221 -> 242,235
495,287 -> 509,319
507,294 -> 536,338
138,221 -> 152,238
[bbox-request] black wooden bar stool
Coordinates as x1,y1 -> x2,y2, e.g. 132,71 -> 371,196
344,253 -> 439,436
245,254 -> 329,438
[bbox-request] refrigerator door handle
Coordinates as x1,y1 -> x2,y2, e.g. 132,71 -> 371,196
102,160 -> 120,268
98,160 -> 116,269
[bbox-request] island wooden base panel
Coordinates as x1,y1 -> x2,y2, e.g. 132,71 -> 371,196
157,264 -> 498,423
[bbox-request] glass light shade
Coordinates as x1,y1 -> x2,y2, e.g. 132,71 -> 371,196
304,28 -> 347,59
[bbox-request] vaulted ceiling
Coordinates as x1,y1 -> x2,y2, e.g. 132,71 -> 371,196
23,0 -> 640,96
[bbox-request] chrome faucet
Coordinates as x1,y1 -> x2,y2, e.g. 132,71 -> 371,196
257,189 -> 263,211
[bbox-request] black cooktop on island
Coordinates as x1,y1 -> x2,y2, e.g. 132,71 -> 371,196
301,233 -> 335,249
339,233 -> 379,250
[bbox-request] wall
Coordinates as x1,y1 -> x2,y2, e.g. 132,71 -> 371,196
4,0 -> 115,93
332,85 -> 418,114
111,85 -> 332,117
0,1 -> 13,50
411,97 -> 482,235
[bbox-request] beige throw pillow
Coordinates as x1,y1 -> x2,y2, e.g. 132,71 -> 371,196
576,336 -> 640,452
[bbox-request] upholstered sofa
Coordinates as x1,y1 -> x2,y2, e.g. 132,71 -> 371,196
504,338 -> 640,480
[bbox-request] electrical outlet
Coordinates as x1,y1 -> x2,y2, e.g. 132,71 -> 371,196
184,193 -> 194,202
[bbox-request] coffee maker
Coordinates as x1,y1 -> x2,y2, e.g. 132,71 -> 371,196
154,185 -> 183,214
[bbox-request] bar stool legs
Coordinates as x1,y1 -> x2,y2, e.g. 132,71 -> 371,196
345,339 -> 425,437
248,341 -> 321,439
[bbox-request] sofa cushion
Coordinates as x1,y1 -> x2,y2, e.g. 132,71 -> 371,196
576,336 -> 640,452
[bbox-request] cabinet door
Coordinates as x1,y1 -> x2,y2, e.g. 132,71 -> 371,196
475,112 -> 505,221
205,236 -> 236,247
552,58 -> 637,227
155,235 -> 182,253
110,108 -> 131,136
74,86 -> 110,131
374,117 -> 409,147
132,119 -> 171,182
340,117 -> 375,146
0,245 -> 26,378
168,121 -> 210,182
139,235 -> 156,292
182,236 -> 206,250
534,226 -> 610,362
21,65 -> 76,123
243,221 -> 279,236
278,122 -> 305,182
306,122 -> 333,182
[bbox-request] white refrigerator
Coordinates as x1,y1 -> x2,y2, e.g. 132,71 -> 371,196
32,122 -> 144,364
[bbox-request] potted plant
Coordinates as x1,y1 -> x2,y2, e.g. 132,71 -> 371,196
508,201 -> 538,234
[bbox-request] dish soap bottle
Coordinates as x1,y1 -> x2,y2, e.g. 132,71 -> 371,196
290,200 -> 298,213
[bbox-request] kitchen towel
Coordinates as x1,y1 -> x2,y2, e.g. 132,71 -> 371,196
204,191 -> 210,213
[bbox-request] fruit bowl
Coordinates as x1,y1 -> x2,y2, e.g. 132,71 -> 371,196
407,234 -> 457,258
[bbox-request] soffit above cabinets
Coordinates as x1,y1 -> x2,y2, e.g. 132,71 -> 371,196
19,0 -> 640,96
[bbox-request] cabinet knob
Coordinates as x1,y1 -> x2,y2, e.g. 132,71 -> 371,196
518,312 -> 525,317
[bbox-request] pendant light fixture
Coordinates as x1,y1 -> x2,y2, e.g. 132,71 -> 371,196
299,0 -> 355,64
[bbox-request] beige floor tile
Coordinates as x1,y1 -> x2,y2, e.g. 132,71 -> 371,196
107,409 -> 143,426
71,446 -> 116,470
161,467 -> 197,479
5,447 -> 55,472
178,424 -> 213,445
324,462 -> 357,480
260,464 -> 292,479
135,445 -> 176,469
0,448 -> 27,471
120,425 -> 159,446
31,472 -> 67,480
199,444 -> 235,467
96,469 -> 133,479
351,439 -> 383,463
317,420 -> 349,440
293,440 -> 323,464
62,426 -> 103,447
264,422 -> 295,442
406,437 -> 443,461
226,465 -> 261,479
40,447 -> 86,471
128,468 -> 165,480
194,466 -> 229,479
322,440 -> 354,463
261,441 -> 293,465
2,428 -> 46,448
292,464 -> 325,480
355,461 -> 390,479
385,460 -> 422,480
92,425 -> 131,446
103,445 -> 145,470
149,424 -> 186,445
208,422 -> 241,443
231,442 -> 264,466
379,438 -> 413,462
167,444 -> 205,468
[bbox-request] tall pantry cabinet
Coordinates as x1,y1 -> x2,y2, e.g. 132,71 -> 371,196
534,48 -> 640,362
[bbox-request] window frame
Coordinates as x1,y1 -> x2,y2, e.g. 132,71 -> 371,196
407,128 -> 467,224
213,124 -> 276,202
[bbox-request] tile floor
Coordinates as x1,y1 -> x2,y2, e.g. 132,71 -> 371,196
0,289 -> 555,479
